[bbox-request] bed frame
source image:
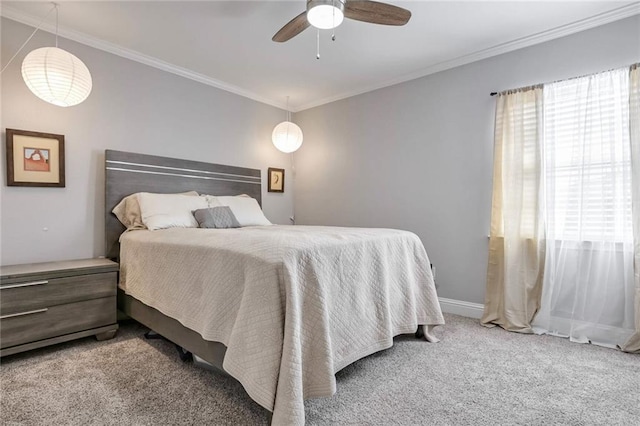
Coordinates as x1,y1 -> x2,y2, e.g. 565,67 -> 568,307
105,149 -> 262,375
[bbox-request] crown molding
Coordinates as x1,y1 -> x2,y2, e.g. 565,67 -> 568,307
2,3 -> 638,113
294,3 -> 640,112
0,5 -> 289,111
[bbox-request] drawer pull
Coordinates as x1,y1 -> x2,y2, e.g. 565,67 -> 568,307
1,280 -> 48,290
0,308 -> 48,320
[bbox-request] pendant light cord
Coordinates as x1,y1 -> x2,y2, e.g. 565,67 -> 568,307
290,129 -> 296,225
285,95 -> 296,224
290,148 -> 297,225
55,3 -> 59,48
331,0 -> 336,41
0,3 -> 57,74
286,96 -> 291,121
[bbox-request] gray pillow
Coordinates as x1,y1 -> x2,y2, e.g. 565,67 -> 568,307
193,206 -> 241,229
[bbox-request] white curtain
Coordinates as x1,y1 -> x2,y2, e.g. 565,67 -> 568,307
482,86 -> 546,332
621,64 -> 640,353
532,68 -> 636,348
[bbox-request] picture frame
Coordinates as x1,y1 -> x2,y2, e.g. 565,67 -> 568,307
268,167 -> 285,193
5,129 -> 65,187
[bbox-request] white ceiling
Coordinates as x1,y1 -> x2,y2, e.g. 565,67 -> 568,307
2,1 -> 639,111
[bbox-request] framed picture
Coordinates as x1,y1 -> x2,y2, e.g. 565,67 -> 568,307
268,167 -> 285,193
6,129 -> 65,187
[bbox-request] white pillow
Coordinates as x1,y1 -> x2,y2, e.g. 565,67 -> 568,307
201,194 -> 223,208
113,191 -> 199,230
200,193 -> 248,205
212,195 -> 272,227
138,192 -> 209,230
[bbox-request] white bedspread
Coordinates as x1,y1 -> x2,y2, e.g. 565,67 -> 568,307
119,225 -> 444,425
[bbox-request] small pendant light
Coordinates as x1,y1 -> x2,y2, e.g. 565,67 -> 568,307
272,97 -> 303,153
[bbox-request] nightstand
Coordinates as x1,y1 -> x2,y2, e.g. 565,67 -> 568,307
0,258 -> 119,357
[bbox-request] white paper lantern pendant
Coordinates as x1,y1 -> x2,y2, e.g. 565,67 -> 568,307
0,4 -> 94,107
22,47 -> 92,107
272,121 -> 303,153
272,96 -> 303,153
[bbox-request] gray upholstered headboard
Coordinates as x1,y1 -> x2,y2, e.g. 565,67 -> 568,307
105,150 -> 262,260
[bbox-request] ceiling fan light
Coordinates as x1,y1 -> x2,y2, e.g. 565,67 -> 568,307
21,47 -> 92,107
307,0 -> 345,30
272,121 -> 303,153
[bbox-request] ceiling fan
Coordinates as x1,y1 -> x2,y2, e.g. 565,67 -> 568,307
272,0 -> 411,43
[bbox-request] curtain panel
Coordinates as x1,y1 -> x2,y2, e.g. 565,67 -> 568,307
621,64 -> 640,353
481,87 -> 545,333
532,68 -> 635,349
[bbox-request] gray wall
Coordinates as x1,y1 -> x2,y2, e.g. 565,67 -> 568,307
1,18 -> 294,265
293,16 -> 640,305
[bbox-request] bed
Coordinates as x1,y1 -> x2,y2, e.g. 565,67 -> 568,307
105,150 -> 444,425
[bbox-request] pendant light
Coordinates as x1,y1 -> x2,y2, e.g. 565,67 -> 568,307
272,97 -> 303,153
0,4 -> 93,107
22,46 -> 92,107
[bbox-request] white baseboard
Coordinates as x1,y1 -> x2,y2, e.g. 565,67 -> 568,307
438,297 -> 484,319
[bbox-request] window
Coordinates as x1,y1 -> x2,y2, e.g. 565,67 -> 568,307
543,69 -> 632,243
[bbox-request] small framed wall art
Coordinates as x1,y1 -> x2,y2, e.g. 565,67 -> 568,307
6,128 -> 65,187
268,167 -> 285,193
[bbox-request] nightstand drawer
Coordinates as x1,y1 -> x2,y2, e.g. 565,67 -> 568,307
0,296 -> 116,349
0,272 -> 116,315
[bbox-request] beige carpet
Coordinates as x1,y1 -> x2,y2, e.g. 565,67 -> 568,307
1,313 -> 638,425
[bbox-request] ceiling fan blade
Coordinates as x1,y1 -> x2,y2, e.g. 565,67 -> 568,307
272,11 -> 310,42
344,1 -> 411,26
